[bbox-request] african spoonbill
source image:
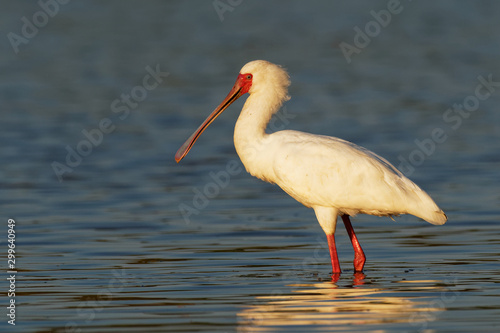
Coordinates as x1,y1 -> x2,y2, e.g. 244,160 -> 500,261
175,60 -> 447,277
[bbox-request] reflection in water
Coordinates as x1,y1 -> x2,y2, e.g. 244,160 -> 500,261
238,277 -> 447,332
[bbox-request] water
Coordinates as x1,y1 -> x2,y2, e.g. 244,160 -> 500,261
1,1 -> 500,332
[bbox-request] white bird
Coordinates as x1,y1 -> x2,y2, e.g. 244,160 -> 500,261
175,60 -> 446,278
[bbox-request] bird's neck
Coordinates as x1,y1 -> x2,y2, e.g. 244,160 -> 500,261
233,91 -> 286,180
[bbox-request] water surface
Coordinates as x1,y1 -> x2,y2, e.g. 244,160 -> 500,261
1,1 -> 499,332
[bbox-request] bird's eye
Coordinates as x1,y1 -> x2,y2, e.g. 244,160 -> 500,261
246,74 -> 252,80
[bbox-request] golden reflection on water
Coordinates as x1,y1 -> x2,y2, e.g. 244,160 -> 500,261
238,276 -> 446,332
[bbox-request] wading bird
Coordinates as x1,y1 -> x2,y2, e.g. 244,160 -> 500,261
175,60 -> 446,279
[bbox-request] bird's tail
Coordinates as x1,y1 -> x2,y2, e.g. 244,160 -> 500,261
402,181 -> 447,225
408,189 -> 447,225
420,210 -> 447,225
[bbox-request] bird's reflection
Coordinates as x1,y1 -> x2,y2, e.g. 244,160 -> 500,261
352,271 -> 366,286
238,276 -> 444,332
330,272 -> 365,285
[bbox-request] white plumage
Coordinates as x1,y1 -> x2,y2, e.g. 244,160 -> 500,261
176,60 -> 446,278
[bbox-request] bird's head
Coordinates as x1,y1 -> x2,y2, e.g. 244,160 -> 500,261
175,60 -> 290,163
238,60 -> 290,98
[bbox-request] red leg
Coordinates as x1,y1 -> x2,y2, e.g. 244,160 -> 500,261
326,233 -> 341,274
341,215 -> 366,272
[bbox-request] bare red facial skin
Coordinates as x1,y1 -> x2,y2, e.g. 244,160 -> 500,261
175,73 -> 253,163
238,73 -> 253,94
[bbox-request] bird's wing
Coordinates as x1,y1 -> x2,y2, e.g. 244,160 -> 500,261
269,130 -> 429,216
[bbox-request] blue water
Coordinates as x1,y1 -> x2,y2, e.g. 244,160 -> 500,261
1,1 -> 499,332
